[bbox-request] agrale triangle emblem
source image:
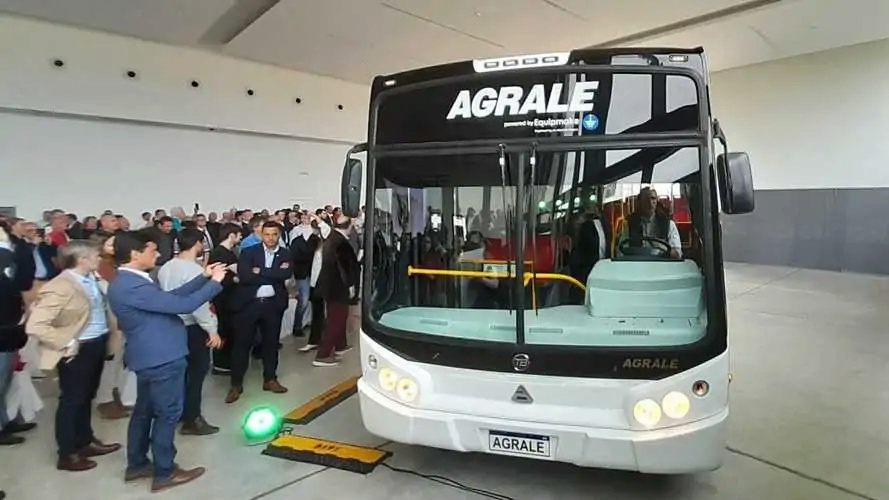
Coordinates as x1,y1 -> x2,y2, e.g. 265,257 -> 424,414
512,385 -> 533,404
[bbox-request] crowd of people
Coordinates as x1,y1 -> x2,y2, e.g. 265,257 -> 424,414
0,204 -> 363,494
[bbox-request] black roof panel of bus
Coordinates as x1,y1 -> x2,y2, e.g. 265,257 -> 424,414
371,47 -> 705,96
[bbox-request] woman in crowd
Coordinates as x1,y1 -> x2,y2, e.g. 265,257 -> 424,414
91,233 -> 131,419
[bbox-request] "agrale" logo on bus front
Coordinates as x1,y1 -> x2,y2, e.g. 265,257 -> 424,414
446,81 -> 599,120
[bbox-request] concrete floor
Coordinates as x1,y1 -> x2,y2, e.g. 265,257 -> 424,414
2,263 -> 888,500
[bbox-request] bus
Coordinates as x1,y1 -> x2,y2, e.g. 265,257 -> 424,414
340,47 -> 754,474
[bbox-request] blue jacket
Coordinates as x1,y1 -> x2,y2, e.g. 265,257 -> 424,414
108,269 -> 222,372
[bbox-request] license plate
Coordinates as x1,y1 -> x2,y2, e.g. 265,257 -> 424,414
488,430 -> 552,458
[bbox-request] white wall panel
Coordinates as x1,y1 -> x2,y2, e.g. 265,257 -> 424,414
0,15 -> 369,142
710,37 -> 889,190
1,113 -> 349,222
0,14 -> 371,221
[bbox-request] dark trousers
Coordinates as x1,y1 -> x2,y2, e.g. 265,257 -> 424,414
231,299 -> 285,387
308,288 -> 325,345
183,325 -> 209,422
56,334 -> 106,457
317,301 -> 348,359
127,357 -> 187,481
213,306 -> 233,371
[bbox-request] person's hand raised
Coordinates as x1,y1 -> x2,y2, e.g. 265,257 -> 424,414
207,263 -> 228,282
203,262 -> 224,278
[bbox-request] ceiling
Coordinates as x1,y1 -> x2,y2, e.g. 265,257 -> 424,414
0,0 -> 885,83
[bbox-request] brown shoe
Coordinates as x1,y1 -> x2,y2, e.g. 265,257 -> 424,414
124,464 -> 154,482
150,466 -> 206,493
225,386 -> 243,404
180,416 -> 220,436
57,454 -> 97,472
79,439 -> 121,457
0,433 -> 24,446
97,401 -> 130,420
262,379 -> 288,394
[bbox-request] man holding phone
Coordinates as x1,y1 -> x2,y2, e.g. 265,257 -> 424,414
108,232 -> 226,493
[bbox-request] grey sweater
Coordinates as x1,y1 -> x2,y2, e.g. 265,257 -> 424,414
157,257 -> 218,334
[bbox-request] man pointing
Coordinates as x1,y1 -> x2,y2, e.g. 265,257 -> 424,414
108,231 -> 226,493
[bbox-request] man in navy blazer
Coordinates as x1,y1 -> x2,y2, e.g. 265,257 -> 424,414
225,221 -> 291,403
107,231 -> 226,493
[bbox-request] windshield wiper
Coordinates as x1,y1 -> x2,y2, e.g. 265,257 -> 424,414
528,143 -> 539,316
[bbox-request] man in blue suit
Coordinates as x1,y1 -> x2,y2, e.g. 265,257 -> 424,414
225,222 -> 290,404
107,231 -> 226,493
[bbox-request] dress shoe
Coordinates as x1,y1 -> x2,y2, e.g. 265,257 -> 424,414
262,379 -> 288,393
0,433 -> 24,446
97,401 -> 130,420
151,466 -> 206,493
124,464 -> 154,482
79,439 -> 121,457
225,386 -> 243,404
3,421 -> 36,434
57,454 -> 97,472
180,416 -> 220,436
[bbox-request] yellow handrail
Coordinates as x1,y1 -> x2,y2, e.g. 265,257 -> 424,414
457,259 -> 535,265
407,266 -> 586,291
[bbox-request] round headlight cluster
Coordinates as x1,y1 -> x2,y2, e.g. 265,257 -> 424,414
632,382 -> 705,428
662,391 -> 690,419
633,399 -> 662,428
377,367 -> 419,403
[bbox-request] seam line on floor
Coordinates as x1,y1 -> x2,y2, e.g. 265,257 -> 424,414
726,446 -> 879,500
730,268 -> 801,298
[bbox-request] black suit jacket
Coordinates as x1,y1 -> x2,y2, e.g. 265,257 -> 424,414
9,235 -> 35,293
231,244 -> 291,312
315,230 -> 360,304
0,248 -> 27,352
206,222 -> 221,245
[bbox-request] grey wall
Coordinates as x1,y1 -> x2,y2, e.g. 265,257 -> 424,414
721,189 -> 889,275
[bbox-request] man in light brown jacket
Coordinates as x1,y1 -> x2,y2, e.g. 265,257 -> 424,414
26,240 -> 122,472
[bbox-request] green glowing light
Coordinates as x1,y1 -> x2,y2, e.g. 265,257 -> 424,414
242,406 -> 281,440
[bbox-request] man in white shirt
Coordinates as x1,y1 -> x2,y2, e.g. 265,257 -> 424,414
158,229 -> 222,435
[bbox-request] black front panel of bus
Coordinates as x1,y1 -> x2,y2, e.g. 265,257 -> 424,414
365,321 -> 726,380
374,68 -> 701,146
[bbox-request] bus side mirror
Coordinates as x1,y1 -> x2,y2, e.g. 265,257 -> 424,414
341,158 -> 363,217
716,152 -> 754,215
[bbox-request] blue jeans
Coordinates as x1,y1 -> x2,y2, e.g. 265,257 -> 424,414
127,357 -> 187,481
293,279 -> 310,331
0,351 -> 15,430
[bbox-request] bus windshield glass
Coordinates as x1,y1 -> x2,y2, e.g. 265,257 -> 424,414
368,66 -> 709,349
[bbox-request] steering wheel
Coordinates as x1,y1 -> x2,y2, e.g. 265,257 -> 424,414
618,236 -> 672,258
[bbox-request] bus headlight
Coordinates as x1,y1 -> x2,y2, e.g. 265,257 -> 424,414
633,399 -> 662,428
378,368 -> 398,392
662,391 -> 691,419
395,377 -> 419,403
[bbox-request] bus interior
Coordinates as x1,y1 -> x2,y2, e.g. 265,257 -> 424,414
370,147 -> 710,348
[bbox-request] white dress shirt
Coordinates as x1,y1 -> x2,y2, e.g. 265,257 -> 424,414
256,245 -> 279,298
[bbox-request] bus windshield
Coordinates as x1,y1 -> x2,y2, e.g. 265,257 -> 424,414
367,63 -> 711,351
368,145 -> 707,348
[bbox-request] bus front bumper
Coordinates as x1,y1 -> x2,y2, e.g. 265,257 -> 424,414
358,378 -> 727,474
